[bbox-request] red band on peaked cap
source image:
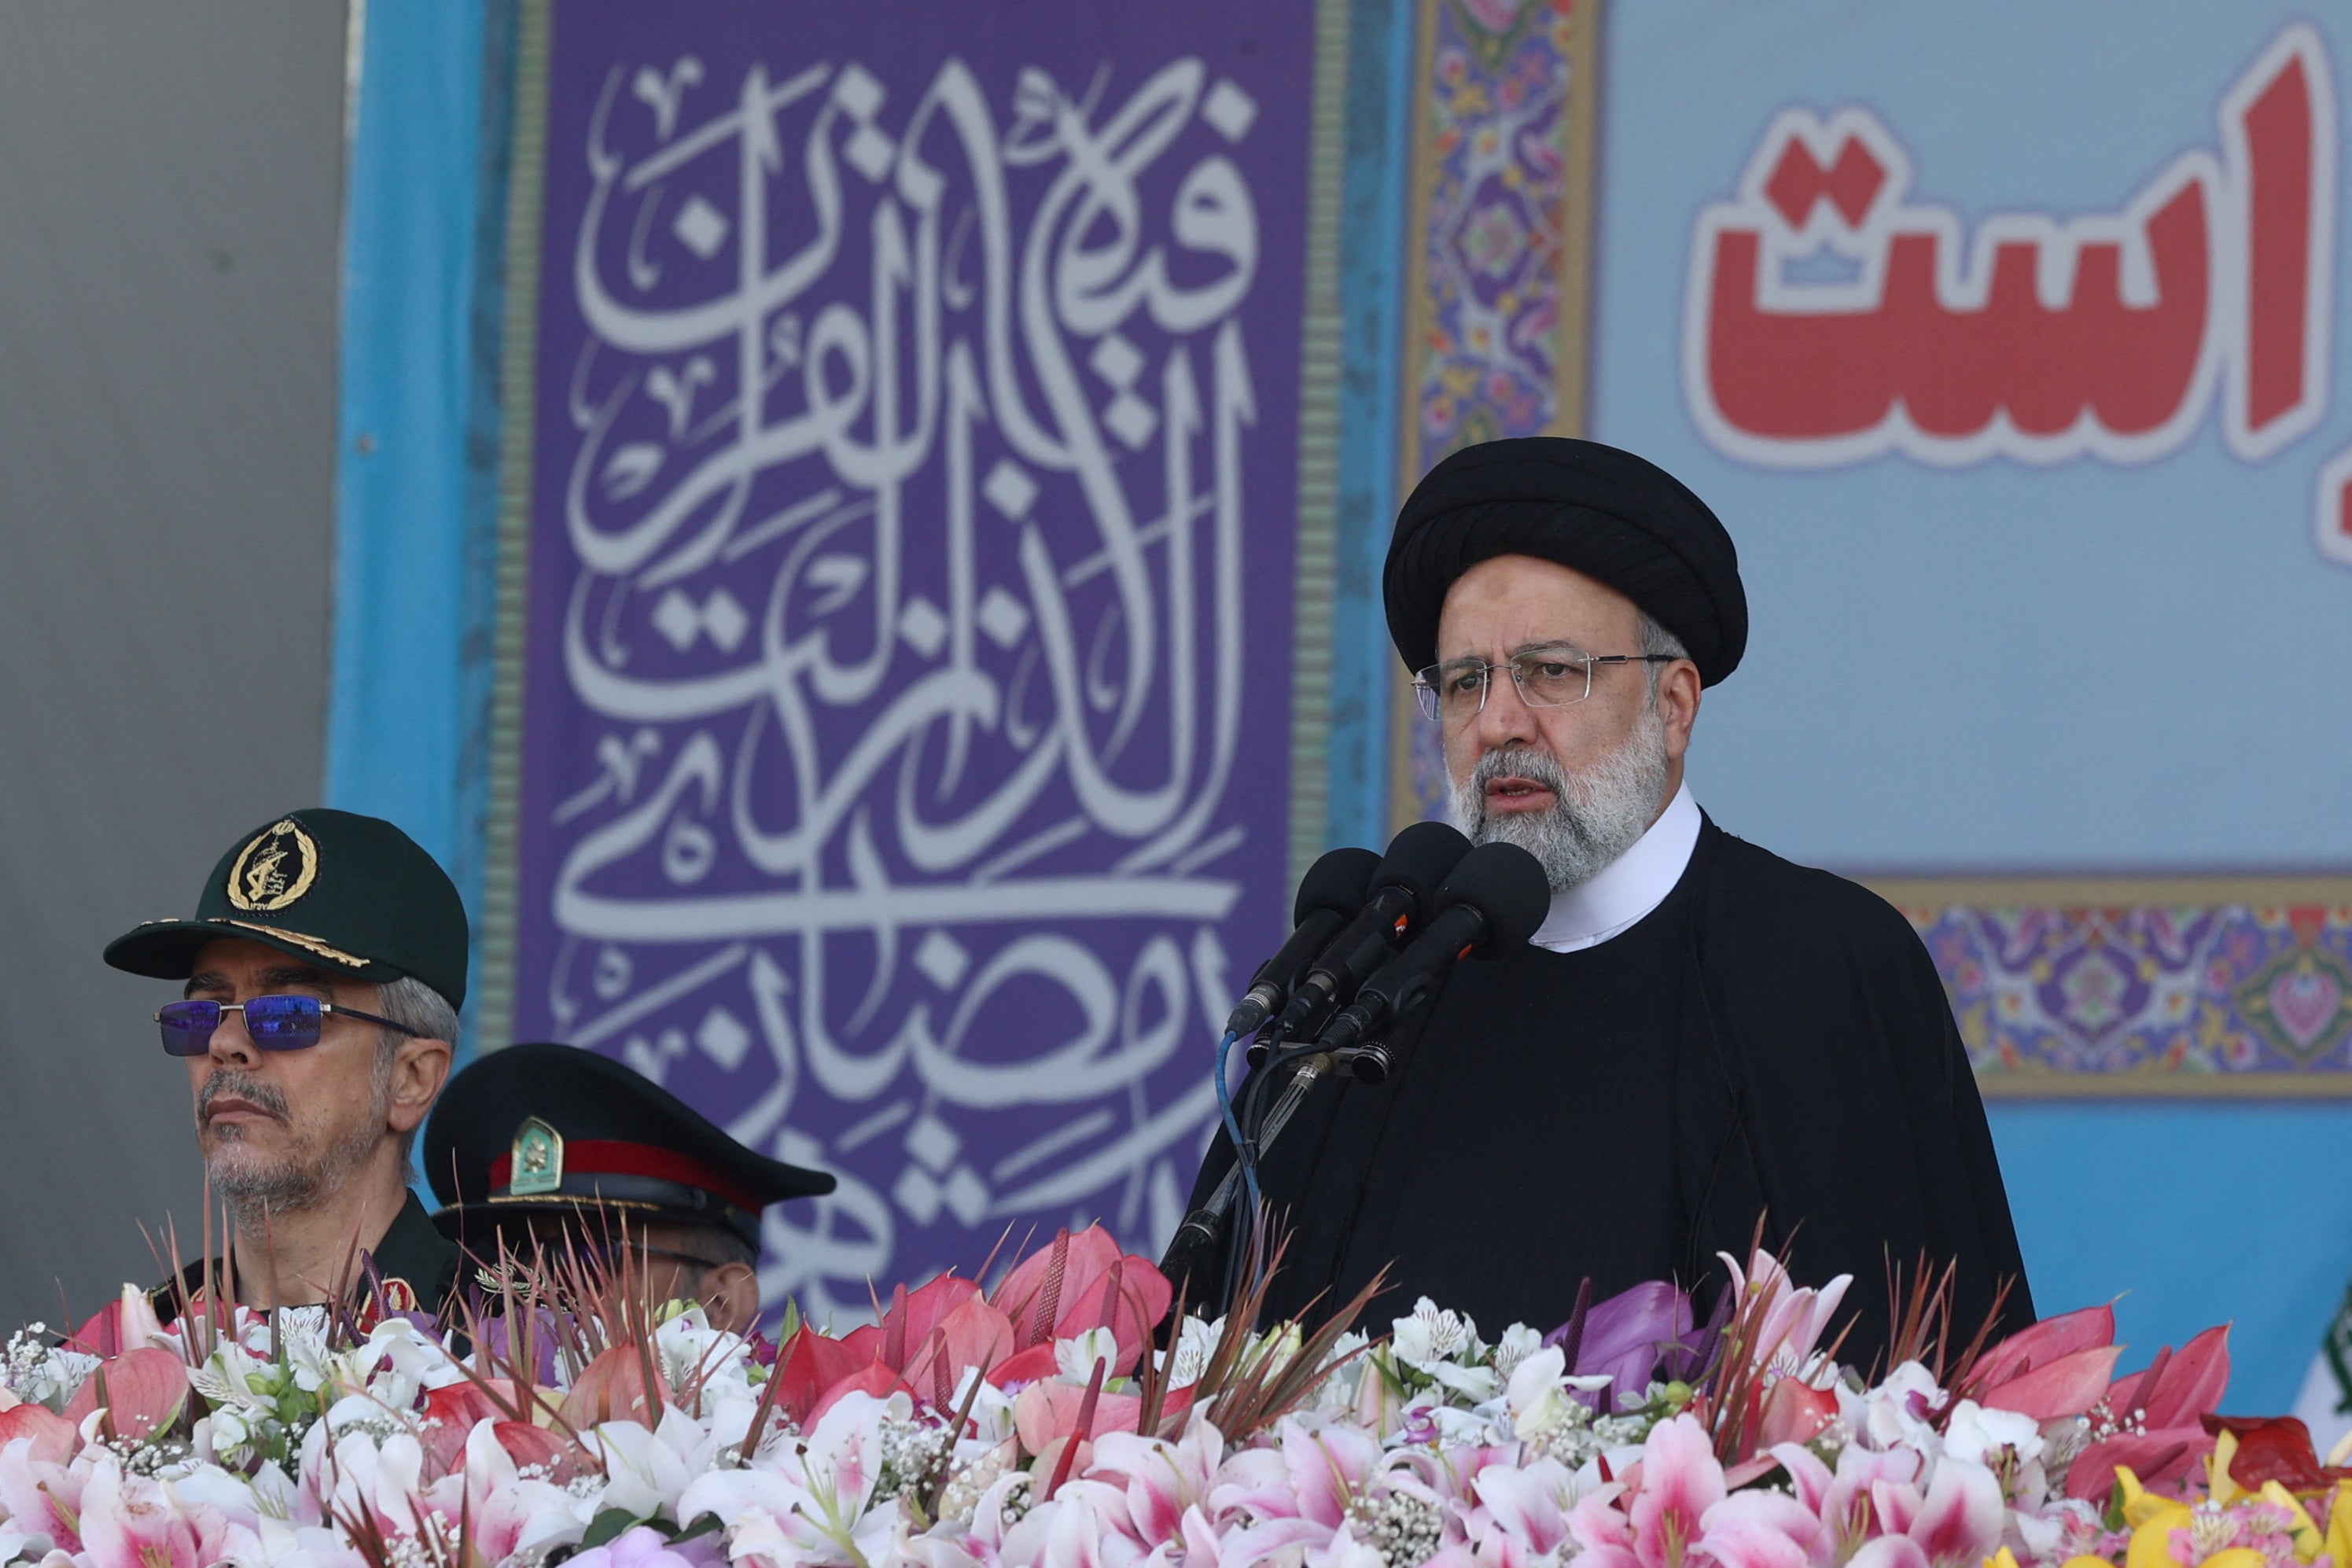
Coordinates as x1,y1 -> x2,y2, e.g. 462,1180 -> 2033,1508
491,1139 -> 764,1213
1382,437 -> 1747,686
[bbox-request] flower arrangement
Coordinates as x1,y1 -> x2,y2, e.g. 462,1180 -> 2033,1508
0,1228 -> 2343,1568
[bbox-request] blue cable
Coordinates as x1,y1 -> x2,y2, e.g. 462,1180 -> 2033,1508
1213,1028 -> 1262,1222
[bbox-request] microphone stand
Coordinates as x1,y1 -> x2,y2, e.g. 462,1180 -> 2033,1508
1174,1029 -> 1387,1317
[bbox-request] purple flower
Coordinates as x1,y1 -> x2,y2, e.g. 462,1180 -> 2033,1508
1544,1279 -> 1704,1408
565,1526 -> 725,1568
473,1307 -> 565,1387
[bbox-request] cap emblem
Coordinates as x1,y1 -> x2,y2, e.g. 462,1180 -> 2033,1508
226,819 -> 319,912
509,1118 -> 564,1196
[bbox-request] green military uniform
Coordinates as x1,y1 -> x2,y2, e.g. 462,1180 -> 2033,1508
150,1191 -> 462,1325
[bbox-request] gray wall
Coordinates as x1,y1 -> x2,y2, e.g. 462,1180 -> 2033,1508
0,3 -> 345,1326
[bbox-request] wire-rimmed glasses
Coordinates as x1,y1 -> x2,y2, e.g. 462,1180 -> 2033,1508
1412,645 -> 1678,724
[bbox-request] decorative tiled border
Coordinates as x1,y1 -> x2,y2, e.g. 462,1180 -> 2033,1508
1392,0 -> 1601,827
1870,878 -> 2352,1095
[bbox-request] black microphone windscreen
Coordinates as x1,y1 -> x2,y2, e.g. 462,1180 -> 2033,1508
1293,846 -> 1382,925
1370,820 -> 1474,908
1434,841 -> 1553,952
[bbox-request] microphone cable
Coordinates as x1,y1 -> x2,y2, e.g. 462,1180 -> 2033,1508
1213,1028 -> 1262,1241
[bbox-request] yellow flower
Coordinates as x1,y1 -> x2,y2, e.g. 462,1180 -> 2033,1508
2209,1430 -> 2247,1507
2118,1467 -> 2196,1568
2197,1551 -> 2269,1568
2324,1480 -> 2352,1568
2120,1467 -> 2195,1530
2253,1482 -> 2325,1562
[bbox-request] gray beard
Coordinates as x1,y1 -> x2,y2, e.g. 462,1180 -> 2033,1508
1447,705 -> 1672,891
200,1064 -> 389,1226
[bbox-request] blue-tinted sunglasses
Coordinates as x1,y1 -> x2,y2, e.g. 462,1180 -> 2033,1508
156,996 -> 421,1056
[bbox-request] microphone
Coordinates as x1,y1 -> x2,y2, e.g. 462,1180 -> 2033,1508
1222,847 -> 1383,1039
1319,841 -> 1551,1077
1270,821 -> 1473,1043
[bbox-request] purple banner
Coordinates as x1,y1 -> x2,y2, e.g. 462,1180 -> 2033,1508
508,3 -> 1314,1320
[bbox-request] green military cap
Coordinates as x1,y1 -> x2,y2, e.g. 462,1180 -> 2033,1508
425,1043 -> 836,1252
103,808 -> 469,1010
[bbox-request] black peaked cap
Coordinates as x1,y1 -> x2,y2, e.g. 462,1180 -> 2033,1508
104,808 -> 469,1010
425,1042 -> 837,1252
1385,437 -> 1748,686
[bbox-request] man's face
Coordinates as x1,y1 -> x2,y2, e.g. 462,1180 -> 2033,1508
1432,555 -> 1700,887
182,937 -> 397,1214
517,1214 -> 762,1335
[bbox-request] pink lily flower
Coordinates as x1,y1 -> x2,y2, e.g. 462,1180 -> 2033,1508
1718,1253 -> 1850,1382
1864,1456 -> 2006,1567
1472,1456 -> 1580,1559
1084,1414 -> 1227,1546
1281,1416 -> 1386,1530
0,1437 -> 85,1552
1691,1487 -> 1825,1568
1628,1413 -> 1728,1568
75,1457 -> 252,1568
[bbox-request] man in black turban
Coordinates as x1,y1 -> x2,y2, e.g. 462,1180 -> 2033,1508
1182,437 -> 2031,1364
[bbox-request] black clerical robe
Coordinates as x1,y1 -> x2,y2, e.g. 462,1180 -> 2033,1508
1176,816 -> 2032,1367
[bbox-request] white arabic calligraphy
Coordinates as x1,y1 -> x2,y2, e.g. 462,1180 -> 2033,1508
532,51 -> 1269,1323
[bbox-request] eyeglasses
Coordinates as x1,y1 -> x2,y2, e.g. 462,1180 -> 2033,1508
1412,646 -> 1679,723
156,996 -> 422,1057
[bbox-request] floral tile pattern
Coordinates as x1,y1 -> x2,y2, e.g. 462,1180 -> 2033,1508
1902,900 -> 2352,1089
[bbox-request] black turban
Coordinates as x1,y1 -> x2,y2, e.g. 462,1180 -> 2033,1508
1383,437 -> 1748,686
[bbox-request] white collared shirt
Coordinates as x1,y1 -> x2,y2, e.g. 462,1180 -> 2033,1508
1528,782 -> 1702,954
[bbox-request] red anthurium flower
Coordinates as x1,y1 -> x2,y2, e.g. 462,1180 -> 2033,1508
2201,1413 -> 2352,1493
61,1348 -> 190,1442
2065,1324 -> 2232,1500
0,1402 -> 78,1464
992,1226 -> 1173,1375
1757,1377 -> 1839,1447
769,1326 -> 874,1426
984,1341 -> 1061,1390
807,1359 -> 907,1426
1975,1304 -> 2115,1390
2138,1326 -> 2232,1430
66,1286 -> 167,1360
488,1417 -> 588,1485
556,1344 -> 668,1430
1979,1344 -> 2123,1422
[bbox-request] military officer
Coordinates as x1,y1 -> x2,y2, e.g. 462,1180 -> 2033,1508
424,1042 -> 836,1336
105,809 -> 468,1318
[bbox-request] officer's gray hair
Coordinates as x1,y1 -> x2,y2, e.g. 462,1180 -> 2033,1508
373,976 -> 459,1169
1637,613 -> 1690,701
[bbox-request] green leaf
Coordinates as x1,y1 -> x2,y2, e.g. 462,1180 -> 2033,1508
668,1513 -> 723,1544
580,1507 -> 646,1549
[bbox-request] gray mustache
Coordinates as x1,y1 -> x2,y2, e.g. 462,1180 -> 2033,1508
198,1070 -> 290,1126
1470,745 -> 1568,797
